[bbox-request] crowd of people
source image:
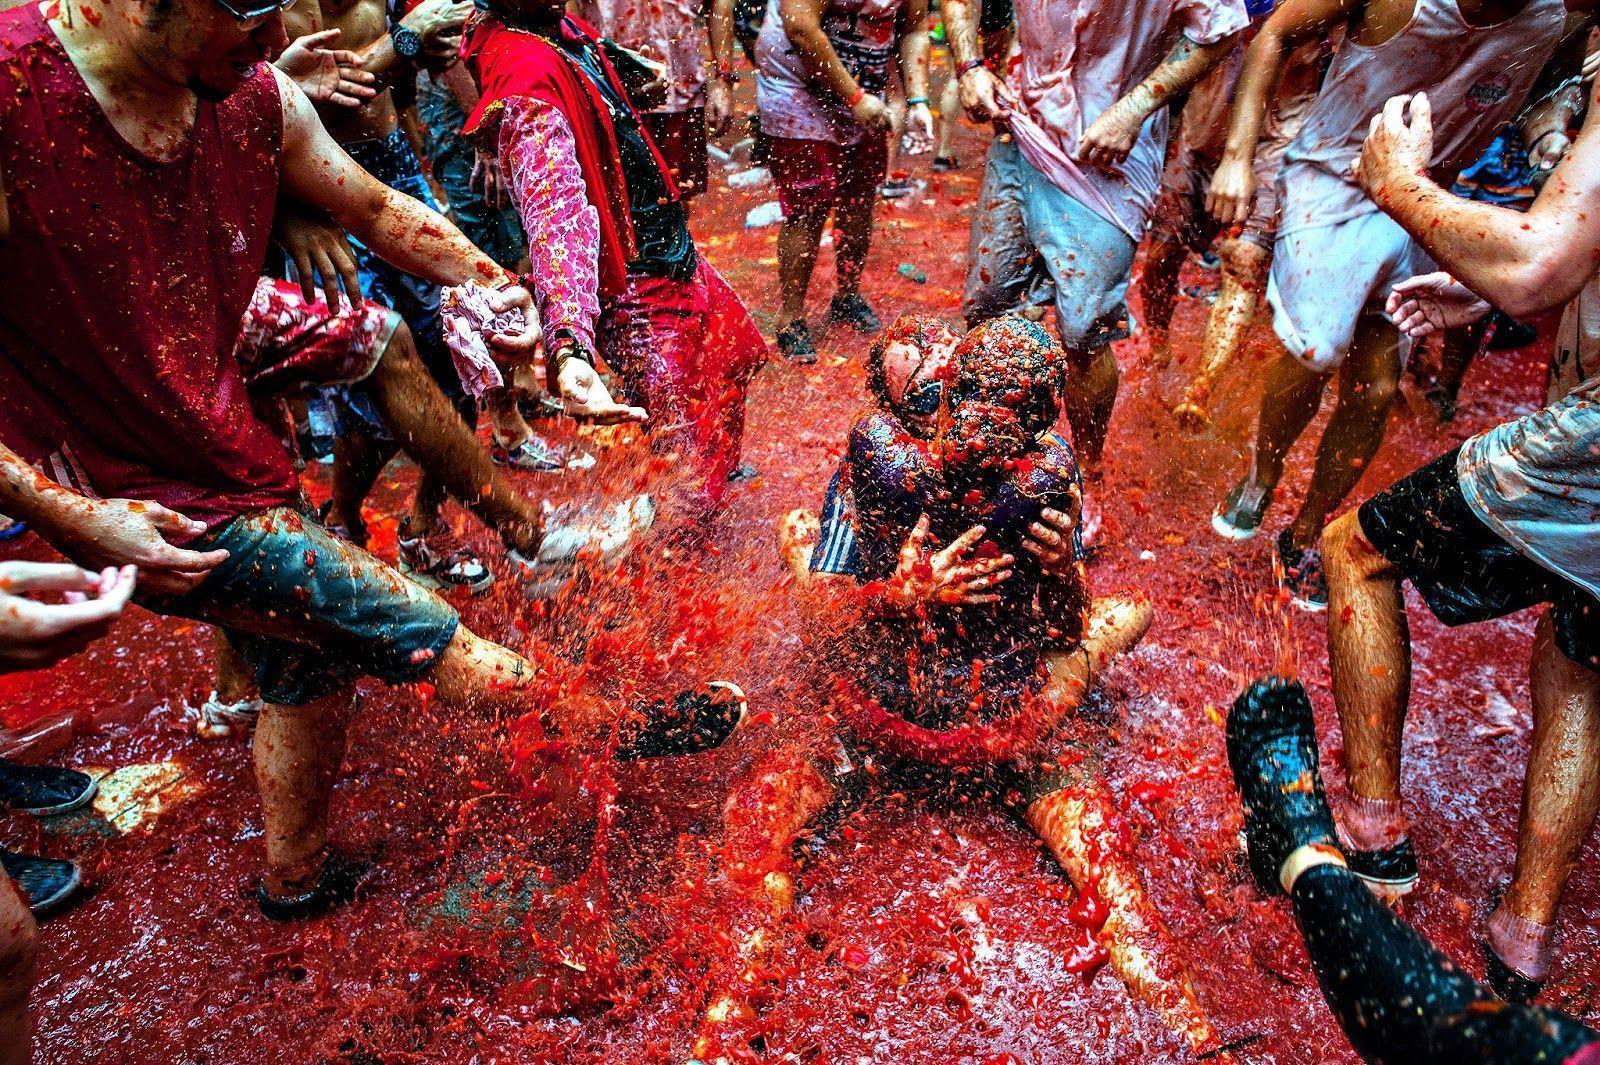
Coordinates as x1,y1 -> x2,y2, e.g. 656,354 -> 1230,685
0,0 -> 1597,1058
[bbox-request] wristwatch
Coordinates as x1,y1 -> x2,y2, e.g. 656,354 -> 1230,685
392,24 -> 422,61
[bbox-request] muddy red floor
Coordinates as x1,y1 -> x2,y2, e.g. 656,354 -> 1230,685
4,106 -> 1596,1064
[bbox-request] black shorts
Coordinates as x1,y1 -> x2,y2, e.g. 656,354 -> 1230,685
1358,447 -> 1600,670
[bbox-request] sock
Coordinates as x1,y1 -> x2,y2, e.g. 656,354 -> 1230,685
1487,905 -> 1555,982
1336,792 -> 1407,852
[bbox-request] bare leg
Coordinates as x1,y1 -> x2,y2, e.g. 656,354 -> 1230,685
1062,343 -> 1119,474
833,185 -> 876,301
409,468 -> 449,539
935,74 -> 960,161
328,430 -> 389,545
365,323 -> 541,555
778,211 -> 829,325
1175,237 -> 1271,432
214,628 -> 257,706
694,746 -> 837,1061
1421,320 -> 1488,422
1284,317 -> 1401,551
1496,616 -> 1600,978
253,689 -> 353,896
1243,349 -> 1330,499
0,874 -> 34,1065
1323,511 -> 1412,833
1024,762 -> 1221,1055
1138,232 -> 1188,369
485,387 -> 534,450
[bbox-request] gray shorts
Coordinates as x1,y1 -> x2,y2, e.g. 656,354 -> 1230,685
962,137 -> 1137,350
1267,209 -> 1432,373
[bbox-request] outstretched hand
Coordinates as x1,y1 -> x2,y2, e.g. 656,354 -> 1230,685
1385,272 -> 1492,340
277,30 -> 378,109
555,355 -> 649,425
0,562 -> 137,672
886,515 -> 1013,610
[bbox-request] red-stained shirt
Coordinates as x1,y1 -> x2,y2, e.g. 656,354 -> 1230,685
0,5 -> 296,528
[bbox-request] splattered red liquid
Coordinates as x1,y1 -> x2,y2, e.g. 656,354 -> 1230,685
4,110 -> 1596,1065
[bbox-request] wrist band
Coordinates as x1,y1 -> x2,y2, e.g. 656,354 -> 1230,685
906,95 -> 930,106
846,86 -> 866,107
492,274 -> 519,292
956,58 -> 986,78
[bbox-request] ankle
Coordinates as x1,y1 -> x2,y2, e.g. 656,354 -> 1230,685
1487,903 -> 1555,980
1280,841 -> 1346,893
266,849 -> 327,898
1336,792 -> 1407,851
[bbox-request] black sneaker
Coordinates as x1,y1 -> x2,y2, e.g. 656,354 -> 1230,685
1277,530 -> 1328,612
881,177 -> 916,200
1,850 -> 82,915
492,436 -> 595,474
1211,477 -> 1272,541
256,852 -> 368,922
727,463 -> 759,483
1342,837 -> 1419,899
0,759 -> 97,817
1225,677 -> 1342,896
398,520 -> 494,594
828,293 -> 881,335
932,155 -> 961,173
617,681 -> 748,761
777,320 -> 817,364
1482,940 -> 1545,1005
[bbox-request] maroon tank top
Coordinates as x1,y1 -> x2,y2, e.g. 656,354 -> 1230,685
0,4 -> 294,528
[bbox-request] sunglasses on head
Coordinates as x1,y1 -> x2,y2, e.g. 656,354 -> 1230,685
215,0 -> 295,23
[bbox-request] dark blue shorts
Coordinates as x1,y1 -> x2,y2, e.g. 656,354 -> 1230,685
152,507 -> 460,705
1360,448 -> 1599,670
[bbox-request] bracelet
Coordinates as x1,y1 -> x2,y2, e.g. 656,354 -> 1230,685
906,95 -> 930,106
845,85 -> 866,107
956,58 -> 986,78
491,274 -> 519,292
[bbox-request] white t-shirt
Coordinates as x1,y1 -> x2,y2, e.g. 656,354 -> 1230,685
1003,0 -> 1248,240
1458,275 -> 1600,597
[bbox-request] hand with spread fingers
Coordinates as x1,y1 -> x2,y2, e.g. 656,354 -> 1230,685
274,206 -> 363,313
276,29 -> 377,109
1385,272 -> 1492,340
886,515 -> 1014,610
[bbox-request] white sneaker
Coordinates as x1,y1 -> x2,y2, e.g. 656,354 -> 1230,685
195,692 -> 264,739
510,494 -> 656,597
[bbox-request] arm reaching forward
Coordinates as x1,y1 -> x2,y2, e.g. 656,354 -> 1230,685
1080,34 -> 1241,169
1209,0 -> 1358,223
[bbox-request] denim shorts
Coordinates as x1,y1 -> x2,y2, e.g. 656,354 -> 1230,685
962,137 -> 1136,350
152,507 -> 460,705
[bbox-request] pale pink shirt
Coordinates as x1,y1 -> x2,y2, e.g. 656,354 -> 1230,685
1003,0 -> 1248,240
573,0 -> 708,112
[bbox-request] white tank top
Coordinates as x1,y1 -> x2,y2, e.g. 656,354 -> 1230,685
755,0 -> 906,143
1279,0 -> 1565,235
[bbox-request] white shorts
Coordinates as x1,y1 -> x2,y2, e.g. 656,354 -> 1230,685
1266,210 -> 1432,373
